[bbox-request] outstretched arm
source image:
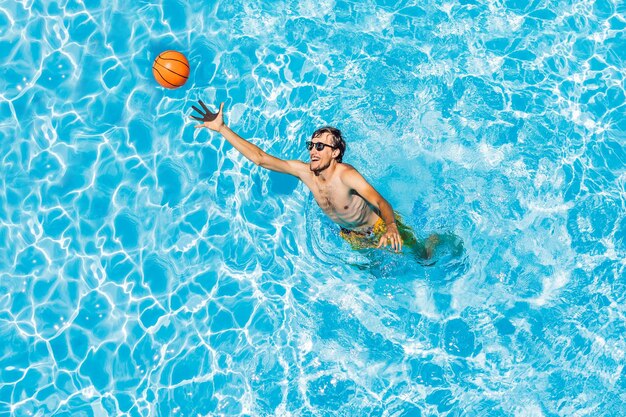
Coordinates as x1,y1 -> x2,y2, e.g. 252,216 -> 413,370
341,167 -> 403,252
191,101 -> 305,178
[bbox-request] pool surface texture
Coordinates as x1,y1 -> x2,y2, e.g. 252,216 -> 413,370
1,0 -> 625,416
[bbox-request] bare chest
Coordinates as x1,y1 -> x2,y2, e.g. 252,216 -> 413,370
298,172 -> 350,212
311,182 -> 352,213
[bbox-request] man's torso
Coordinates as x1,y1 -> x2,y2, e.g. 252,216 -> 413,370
298,163 -> 379,231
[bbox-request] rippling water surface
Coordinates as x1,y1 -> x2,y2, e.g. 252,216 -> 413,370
1,0 -> 625,416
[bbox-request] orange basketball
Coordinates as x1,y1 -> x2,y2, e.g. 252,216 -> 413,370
152,50 -> 190,89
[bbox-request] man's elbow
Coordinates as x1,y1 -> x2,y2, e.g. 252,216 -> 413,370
377,197 -> 392,211
258,153 -> 280,170
255,151 -> 269,167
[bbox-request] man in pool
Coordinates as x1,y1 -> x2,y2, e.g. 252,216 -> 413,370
190,100 -> 422,254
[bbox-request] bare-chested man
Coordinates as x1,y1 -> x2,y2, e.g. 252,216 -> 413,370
190,101 -> 419,253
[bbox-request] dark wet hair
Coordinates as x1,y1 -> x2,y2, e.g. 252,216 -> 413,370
311,126 -> 346,163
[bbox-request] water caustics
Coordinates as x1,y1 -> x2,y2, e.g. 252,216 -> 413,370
0,0 -> 625,416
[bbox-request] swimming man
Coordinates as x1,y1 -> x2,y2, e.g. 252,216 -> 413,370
190,100 -> 418,253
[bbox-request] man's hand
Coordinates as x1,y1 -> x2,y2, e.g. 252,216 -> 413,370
377,223 -> 403,252
190,100 -> 224,132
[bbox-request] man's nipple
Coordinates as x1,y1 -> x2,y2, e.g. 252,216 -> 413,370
344,205 -> 349,210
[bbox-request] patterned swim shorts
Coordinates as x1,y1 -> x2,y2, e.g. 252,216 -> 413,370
339,213 -> 417,250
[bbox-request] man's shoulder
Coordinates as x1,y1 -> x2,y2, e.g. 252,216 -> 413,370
338,163 -> 360,176
337,163 -> 366,186
285,159 -> 308,171
285,160 -> 309,178
289,160 -> 308,167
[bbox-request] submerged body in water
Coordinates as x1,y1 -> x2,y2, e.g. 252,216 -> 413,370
339,215 -> 465,264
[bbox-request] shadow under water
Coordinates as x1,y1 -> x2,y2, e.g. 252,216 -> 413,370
351,231 -> 468,280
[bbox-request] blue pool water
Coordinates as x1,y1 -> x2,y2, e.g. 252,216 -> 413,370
1,0 -> 625,415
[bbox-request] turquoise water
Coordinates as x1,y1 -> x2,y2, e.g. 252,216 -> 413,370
1,0 -> 625,415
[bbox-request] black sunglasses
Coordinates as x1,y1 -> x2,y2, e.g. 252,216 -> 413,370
306,141 -> 336,151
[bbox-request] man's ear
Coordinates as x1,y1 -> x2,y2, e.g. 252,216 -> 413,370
332,148 -> 340,159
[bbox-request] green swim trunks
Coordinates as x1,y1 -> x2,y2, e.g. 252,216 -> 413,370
339,213 -> 418,250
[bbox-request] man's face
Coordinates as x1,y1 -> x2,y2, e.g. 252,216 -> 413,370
309,132 -> 337,173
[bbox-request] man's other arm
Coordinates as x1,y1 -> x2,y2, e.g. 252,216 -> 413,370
340,166 -> 403,251
340,166 -> 396,227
